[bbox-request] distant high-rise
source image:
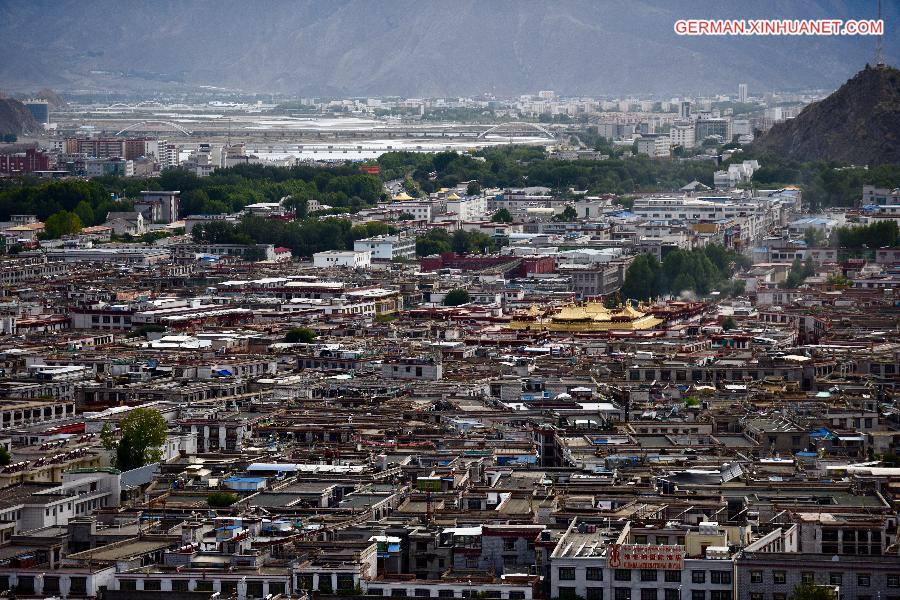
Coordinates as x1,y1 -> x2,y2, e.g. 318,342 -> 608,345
23,99 -> 49,125
738,83 -> 748,103
679,101 -> 692,120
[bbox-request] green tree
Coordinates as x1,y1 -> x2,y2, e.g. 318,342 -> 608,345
491,208 -> 513,223
73,201 -> 96,227
0,447 -> 10,466
207,492 -> 239,507
284,327 -> 317,344
416,229 -> 452,256
554,205 -> 578,221
803,227 -> 828,248
443,288 -> 471,306
113,408 -> 168,471
788,583 -> 835,600
722,316 -> 737,330
466,181 -> 481,196
621,254 -> 662,301
44,210 -> 83,238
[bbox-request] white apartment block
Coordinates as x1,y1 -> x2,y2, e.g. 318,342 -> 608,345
312,250 -> 372,269
669,121 -> 696,149
353,235 -> 416,261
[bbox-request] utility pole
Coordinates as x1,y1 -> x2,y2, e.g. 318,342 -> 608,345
875,0 -> 885,67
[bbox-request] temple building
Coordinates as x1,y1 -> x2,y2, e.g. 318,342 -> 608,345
507,302 -> 663,332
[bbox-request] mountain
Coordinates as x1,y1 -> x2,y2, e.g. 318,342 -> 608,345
0,0 -> 897,97
753,65 -> 900,165
0,98 -> 40,137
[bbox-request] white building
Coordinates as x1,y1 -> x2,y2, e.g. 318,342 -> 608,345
636,134 -> 671,158
353,234 -> 416,261
446,195 -> 488,221
312,250 -> 372,269
669,121 -> 696,149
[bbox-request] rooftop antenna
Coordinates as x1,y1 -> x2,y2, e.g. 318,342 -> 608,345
875,0 -> 885,67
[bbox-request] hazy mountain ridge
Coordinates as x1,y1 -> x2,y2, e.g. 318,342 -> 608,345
0,98 -> 40,137
753,66 -> 900,166
0,0 -> 896,96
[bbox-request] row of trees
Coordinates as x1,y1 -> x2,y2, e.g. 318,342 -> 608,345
621,245 -> 750,300
832,221 -> 899,249
414,228 -> 496,256
375,145 -> 720,196
0,179 -> 130,226
735,152 -> 900,210
0,163 -> 386,233
191,215 -> 396,257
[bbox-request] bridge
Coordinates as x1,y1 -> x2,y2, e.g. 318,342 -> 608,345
478,122 -> 555,140
115,121 -> 192,136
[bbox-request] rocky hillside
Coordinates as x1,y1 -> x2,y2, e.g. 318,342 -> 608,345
0,98 -> 40,137
753,65 -> 900,166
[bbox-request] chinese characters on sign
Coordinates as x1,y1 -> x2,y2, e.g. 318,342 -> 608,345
608,544 -> 685,570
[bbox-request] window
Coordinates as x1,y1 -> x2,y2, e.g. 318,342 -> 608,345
800,572 -> 814,584
370,590 -> 384,597
692,592 -> 705,600
711,571 -> 731,585
504,538 -> 517,551
634,535 -> 648,544
221,582 -> 238,595
773,571 -> 786,585
773,595 -> 786,600
171,580 -> 189,592
750,571 -> 763,583
558,568 -> 576,581
415,589 -> 433,598
587,589 -> 603,600
642,590 -> 657,600
829,573 -> 842,586
143,580 -> 161,591
615,589 -> 631,600
119,580 -> 137,592
43,578 -> 60,594
665,590 -> 679,600
586,567 -> 603,581
641,570 -> 657,582
509,594 -> 525,600
438,591 -> 455,598
692,571 -> 706,584
750,595 -> 763,600
710,593 -> 732,600
889,574 -> 900,587
558,588 -> 577,600
858,574 -> 871,587
664,571 -> 681,583
615,569 -> 632,581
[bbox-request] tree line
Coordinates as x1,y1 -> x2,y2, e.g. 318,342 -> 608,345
191,216 -> 396,257
375,146 -> 720,196
734,152 -> 900,210
621,245 -> 750,301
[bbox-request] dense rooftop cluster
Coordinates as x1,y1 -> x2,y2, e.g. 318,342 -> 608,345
0,172 -> 896,600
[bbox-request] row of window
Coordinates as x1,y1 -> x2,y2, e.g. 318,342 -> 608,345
368,590 -> 523,599
750,571 -> 899,587
558,588 -> 733,600
558,568 -> 731,585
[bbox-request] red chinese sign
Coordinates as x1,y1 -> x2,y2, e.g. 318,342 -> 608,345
607,544 -> 684,570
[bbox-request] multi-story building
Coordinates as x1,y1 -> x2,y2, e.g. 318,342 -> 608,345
353,234 -> 416,261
